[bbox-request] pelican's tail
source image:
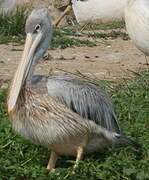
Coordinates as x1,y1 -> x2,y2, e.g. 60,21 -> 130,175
112,133 -> 143,151
89,121 -> 143,152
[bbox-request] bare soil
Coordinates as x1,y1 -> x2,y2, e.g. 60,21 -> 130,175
0,37 -> 148,89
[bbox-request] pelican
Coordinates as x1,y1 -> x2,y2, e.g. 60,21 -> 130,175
125,0 -> 149,56
8,8 -> 141,171
55,0 -> 127,26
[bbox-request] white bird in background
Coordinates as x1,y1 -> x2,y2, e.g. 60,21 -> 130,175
55,0 -> 127,26
125,0 -> 149,56
72,0 -> 126,23
0,0 -> 16,14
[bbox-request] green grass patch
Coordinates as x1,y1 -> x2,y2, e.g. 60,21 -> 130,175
61,20 -> 125,32
0,35 -> 24,45
0,8 -> 27,36
52,28 -> 96,49
0,7 -> 26,45
52,37 -> 96,49
0,9 -> 127,47
83,20 -> 125,30
88,31 -> 129,40
0,71 -> 148,180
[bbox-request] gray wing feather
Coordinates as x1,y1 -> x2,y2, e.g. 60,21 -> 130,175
45,75 -> 121,134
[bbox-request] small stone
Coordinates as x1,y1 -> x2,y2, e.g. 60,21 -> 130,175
85,55 -> 90,59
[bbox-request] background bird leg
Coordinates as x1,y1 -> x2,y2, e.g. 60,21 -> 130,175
46,151 -> 58,171
145,56 -> 149,70
73,146 -> 84,170
55,4 -> 72,26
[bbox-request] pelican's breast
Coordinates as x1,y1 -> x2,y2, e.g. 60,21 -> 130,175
9,87 -> 90,154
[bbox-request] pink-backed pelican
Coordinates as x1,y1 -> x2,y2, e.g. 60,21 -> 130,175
8,8 -> 141,170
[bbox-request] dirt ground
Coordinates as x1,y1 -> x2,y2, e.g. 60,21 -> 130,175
0,37 -> 148,89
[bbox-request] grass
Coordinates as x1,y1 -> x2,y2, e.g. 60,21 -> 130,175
0,35 -> 24,45
0,7 -> 27,45
0,8 -> 127,48
81,21 -> 125,31
52,37 -> 96,49
0,8 -> 27,36
0,71 -> 149,180
87,31 -> 129,40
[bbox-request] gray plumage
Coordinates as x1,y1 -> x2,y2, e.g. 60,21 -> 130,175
31,75 -> 121,133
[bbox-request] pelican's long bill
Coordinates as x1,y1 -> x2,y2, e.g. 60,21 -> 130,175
8,32 -> 42,114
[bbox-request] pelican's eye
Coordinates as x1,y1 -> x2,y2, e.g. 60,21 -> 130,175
34,24 -> 41,33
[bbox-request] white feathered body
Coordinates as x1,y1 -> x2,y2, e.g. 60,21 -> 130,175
125,0 -> 149,55
72,0 -> 127,23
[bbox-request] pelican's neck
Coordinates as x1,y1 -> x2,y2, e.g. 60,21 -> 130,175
25,31 -> 52,85
24,24 -> 53,85
25,56 -> 37,85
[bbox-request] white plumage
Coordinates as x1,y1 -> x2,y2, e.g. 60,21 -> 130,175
125,0 -> 149,55
72,0 -> 127,23
0,0 -> 16,14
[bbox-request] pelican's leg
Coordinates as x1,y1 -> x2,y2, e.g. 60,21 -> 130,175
73,147 -> 84,170
55,5 -> 72,27
47,151 -> 58,171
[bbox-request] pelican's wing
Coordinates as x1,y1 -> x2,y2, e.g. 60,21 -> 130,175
47,75 -> 121,133
31,75 -> 121,133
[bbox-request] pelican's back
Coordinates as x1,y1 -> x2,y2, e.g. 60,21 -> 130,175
45,75 -> 121,134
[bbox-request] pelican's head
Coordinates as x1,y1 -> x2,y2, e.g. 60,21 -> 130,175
8,8 -> 52,114
25,8 -> 52,63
